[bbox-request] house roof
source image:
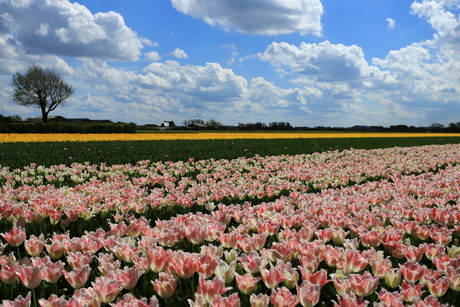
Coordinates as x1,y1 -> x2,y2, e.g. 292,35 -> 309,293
161,121 -> 176,127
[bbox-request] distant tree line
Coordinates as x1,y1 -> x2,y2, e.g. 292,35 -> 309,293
183,119 -> 223,129
0,114 -> 23,123
2,114 -> 460,132
237,121 -> 294,131
297,122 -> 460,133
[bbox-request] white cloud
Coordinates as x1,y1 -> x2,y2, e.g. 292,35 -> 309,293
260,41 -> 386,83
386,18 -> 396,30
0,0 -> 150,61
141,61 -> 247,101
144,51 -> 161,62
169,48 -> 188,59
411,0 -> 459,37
170,0 -> 323,35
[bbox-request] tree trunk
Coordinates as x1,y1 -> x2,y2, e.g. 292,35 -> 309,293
41,109 -> 48,123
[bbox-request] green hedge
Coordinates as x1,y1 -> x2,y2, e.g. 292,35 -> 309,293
0,122 -> 137,133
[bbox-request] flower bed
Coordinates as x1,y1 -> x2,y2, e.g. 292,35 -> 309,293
1,144 -> 460,306
2,132 -> 460,143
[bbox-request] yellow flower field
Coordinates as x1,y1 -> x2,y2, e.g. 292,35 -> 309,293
1,132 -> 460,143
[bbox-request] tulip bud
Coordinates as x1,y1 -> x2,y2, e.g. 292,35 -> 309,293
385,268 -> 401,288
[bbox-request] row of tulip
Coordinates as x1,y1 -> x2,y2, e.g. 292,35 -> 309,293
1,144 -> 460,306
3,133 -> 460,143
0,145 -> 459,230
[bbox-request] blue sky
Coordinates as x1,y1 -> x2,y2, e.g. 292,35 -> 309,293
0,0 -> 459,127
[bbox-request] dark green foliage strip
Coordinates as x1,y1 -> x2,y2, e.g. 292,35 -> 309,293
0,122 -> 137,133
1,137 -> 460,169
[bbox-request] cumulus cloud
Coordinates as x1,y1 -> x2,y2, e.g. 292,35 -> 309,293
141,61 -> 247,102
170,0 -> 323,35
169,48 -> 188,59
0,0 -> 150,61
411,0 -> 460,50
386,18 -> 396,30
411,0 -> 459,37
144,51 -> 161,62
260,41 -> 385,83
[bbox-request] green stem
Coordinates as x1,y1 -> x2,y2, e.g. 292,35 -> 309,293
16,246 -> 22,260
32,289 -> 37,307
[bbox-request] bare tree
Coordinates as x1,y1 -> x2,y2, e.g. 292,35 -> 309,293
11,65 -> 75,123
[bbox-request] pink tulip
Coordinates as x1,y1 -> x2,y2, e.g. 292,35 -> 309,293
359,229 -> 381,248
67,251 -> 93,270
235,272 -> 260,295
403,245 -> 424,263
432,253 -> 452,271
369,257 -> 392,278
111,265 -> 144,290
412,295 -> 442,307
184,223 -> 207,244
92,276 -> 124,304
2,226 -> 26,247
196,253 -> 219,279
333,292 -> 369,307
218,232 -> 237,248
297,225 -> 315,242
447,266 -> 460,291
423,243 -> 445,260
378,289 -> 404,306
429,226 -> 452,246
260,264 -> 285,289
147,246 -> 172,273
213,293 -> 240,307
238,251 -> 266,274
112,243 -> 138,263
331,275 -> 352,296
98,259 -> 121,276
297,281 -> 321,307
322,245 -> 341,267
250,293 -> 270,307
238,234 -> 267,253
1,292 -> 31,307
415,224 -> 430,240
41,260 -> 65,283
299,253 -> 322,272
38,294 -> 67,306
299,267 -> 329,288
400,261 -> 426,283
315,228 -> 332,242
24,234 -> 45,257
45,240 -> 67,260
271,286 -> 299,307
399,280 -> 424,303
69,287 -> 99,307
424,276 -> 451,297
166,251 -> 199,279
17,265 -> 42,289
331,227 -> 349,244
196,276 -> 230,303
152,272 -> 178,299
64,265 -> 91,289
0,263 -> 19,284
337,250 -> 369,273
256,220 -> 280,236
111,293 -> 152,307
349,272 -> 379,297
270,241 -> 296,262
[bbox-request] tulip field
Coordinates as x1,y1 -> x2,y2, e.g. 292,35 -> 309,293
1,140 -> 460,306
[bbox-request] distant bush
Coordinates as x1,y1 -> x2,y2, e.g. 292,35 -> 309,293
0,122 -> 137,133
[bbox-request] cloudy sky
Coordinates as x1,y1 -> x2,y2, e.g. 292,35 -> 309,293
0,0 -> 459,127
